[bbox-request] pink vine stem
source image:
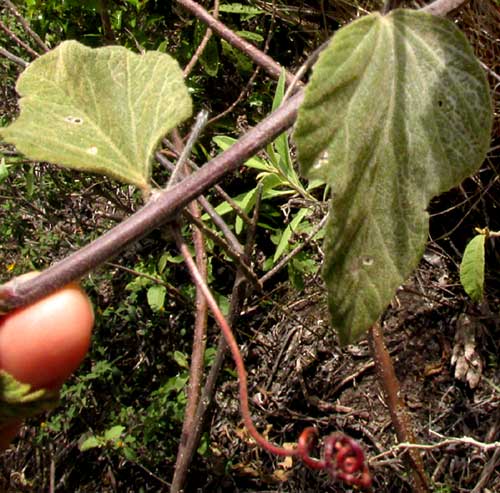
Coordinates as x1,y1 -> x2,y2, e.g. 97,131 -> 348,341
173,228 -> 372,489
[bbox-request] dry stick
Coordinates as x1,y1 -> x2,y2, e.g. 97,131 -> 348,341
471,448 -> 500,493
2,0 -> 49,52
420,0 -> 470,16
259,213 -> 328,285
176,0 -> 294,86
156,152 -> 244,255
161,143 -> 253,225
98,0 -> 116,44
171,218 -> 208,493
172,229 -> 298,458
0,89 -> 304,313
169,193 -> 260,491
167,118 -> 210,493
183,0 -> 220,77
368,322 -> 429,493
0,45 -> 28,67
0,19 -> 39,57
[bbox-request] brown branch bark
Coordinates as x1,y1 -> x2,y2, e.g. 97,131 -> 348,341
0,90 -> 304,313
0,45 -> 28,67
0,18 -> 39,57
176,0 -> 294,85
421,0 -> 470,16
368,322 -> 429,493
2,0 -> 49,52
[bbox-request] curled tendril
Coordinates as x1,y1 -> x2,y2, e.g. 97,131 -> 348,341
296,427 -> 372,489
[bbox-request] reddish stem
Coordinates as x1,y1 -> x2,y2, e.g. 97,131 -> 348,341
173,228 -> 372,489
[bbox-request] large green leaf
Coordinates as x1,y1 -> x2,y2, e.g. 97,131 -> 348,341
294,10 -> 492,345
460,234 -> 486,303
1,40 -> 192,192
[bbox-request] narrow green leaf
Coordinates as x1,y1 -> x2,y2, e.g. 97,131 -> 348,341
147,284 -> 166,312
200,36 -> 219,77
460,234 -> 486,302
218,4 -> 264,16
0,40 -> 192,192
294,10 -> 492,344
274,208 -> 308,262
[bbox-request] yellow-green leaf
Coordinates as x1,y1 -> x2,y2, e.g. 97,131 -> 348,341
294,10 -> 492,344
1,40 -> 192,192
460,234 -> 486,303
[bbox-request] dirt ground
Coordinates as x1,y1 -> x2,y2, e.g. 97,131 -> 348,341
200,249 -> 499,492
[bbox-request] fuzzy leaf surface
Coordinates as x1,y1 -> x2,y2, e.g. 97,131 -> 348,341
1,40 -> 192,191
460,234 -> 485,303
294,10 -> 492,344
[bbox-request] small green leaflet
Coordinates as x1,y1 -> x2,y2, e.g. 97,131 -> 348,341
294,10 -> 492,345
0,40 -> 192,192
147,284 -> 166,312
0,158 -> 8,184
0,370 -> 59,425
460,234 -> 486,303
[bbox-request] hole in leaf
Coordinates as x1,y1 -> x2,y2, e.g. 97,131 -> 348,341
64,116 -> 84,124
361,256 -> 374,267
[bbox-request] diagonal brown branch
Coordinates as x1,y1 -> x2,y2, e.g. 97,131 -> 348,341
420,0 -> 470,16
0,90 -> 304,313
176,0 -> 295,85
2,0 -> 49,52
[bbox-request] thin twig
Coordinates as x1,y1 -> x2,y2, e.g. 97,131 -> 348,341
170,117 -> 210,492
371,433 -> 500,462
0,19 -> 39,57
156,151 -> 244,255
176,0 -> 294,85
183,0 -> 220,77
368,322 -> 429,493
172,228 -> 297,457
167,110 -> 209,189
420,0 -> 470,16
98,0 -> 116,44
170,220 -> 208,493
259,213 -> 327,285
207,65 -> 261,125
2,0 -> 49,52
0,45 -> 28,67
171,219 -> 208,493
0,90 -> 304,313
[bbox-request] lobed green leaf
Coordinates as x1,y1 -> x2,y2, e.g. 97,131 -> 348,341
1,40 -> 192,192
